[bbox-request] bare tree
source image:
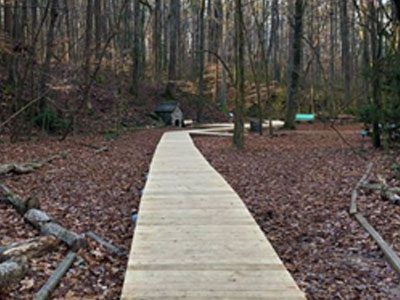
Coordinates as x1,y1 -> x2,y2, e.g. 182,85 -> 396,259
339,0 -> 351,107
233,0 -> 245,149
284,0 -> 304,129
196,0 -> 206,122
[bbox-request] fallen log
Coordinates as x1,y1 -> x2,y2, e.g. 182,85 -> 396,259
362,183 -> 400,194
0,162 -> 42,175
44,152 -> 68,164
0,184 -> 40,214
41,223 -> 86,251
94,146 -> 109,154
350,163 -> 374,215
24,209 -> 86,251
76,142 -> 100,150
349,163 -> 400,278
24,209 -> 52,227
0,258 -> 27,286
1,185 -> 85,251
377,176 -> 400,205
34,251 -> 76,300
0,151 -> 68,176
354,213 -> 400,277
77,142 -> 109,154
85,231 -> 127,257
0,236 -> 60,263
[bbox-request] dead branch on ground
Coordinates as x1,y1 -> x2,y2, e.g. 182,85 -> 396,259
34,251 -> 76,300
0,151 -> 68,176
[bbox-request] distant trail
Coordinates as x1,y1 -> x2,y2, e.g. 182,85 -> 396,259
121,129 -> 305,299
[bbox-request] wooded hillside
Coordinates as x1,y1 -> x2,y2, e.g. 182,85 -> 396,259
0,0 -> 398,146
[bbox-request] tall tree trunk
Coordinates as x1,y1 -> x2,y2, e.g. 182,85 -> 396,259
139,4 -> 146,78
39,0 -> 59,113
214,0 -> 223,104
4,0 -> 12,35
94,0 -> 102,59
83,0 -> 93,111
153,0 -> 162,78
361,0 -> 370,106
233,0 -> 245,149
168,0 -> 179,82
64,0 -> 75,62
370,1 -> 382,148
339,0 -> 351,108
219,0 -> 227,109
206,0 -> 213,63
392,0 -> 400,50
131,0 -> 140,97
329,0 -> 336,114
269,0 -> 280,82
284,0 -> 304,129
196,0 -> 206,122
162,0 -> 169,72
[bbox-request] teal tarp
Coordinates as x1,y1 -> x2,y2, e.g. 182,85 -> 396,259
295,114 -> 315,122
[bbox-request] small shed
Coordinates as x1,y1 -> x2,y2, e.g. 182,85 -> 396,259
155,102 -> 184,127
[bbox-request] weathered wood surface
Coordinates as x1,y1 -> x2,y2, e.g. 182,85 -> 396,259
0,259 -> 27,286
0,184 -> 40,214
0,151 -> 67,176
86,231 -> 127,257
349,163 -> 373,215
354,213 -> 400,277
0,236 -> 59,262
121,131 -> 305,299
24,209 -> 86,250
35,251 -> 76,300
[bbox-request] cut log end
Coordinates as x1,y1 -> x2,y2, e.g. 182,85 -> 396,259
0,259 -> 27,286
0,185 -> 40,215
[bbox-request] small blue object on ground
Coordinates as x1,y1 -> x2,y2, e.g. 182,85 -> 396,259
131,213 -> 138,225
360,130 -> 369,138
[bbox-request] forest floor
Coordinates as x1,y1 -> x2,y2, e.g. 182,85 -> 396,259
194,123 -> 400,299
0,129 -> 163,299
2,123 -> 400,299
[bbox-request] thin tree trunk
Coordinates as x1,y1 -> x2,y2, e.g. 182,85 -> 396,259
284,0 -> 304,129
168,0 -> 179,82
153,0 -> 162,78
82,0 -> 93,111
196,0 -> 206,122
339,0 -> 351,108
94,0 -> 102,59
233,0 -> 245,149
329,0 -> 336,114
4,0 -> 13,35
370,1 -> 382,148
39,0 -> 59,114
131,0 -> 140,97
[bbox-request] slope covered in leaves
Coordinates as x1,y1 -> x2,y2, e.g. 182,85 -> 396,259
195,125 -> 400,299
0,129 -> 163,299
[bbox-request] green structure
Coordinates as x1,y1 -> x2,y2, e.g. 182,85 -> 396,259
296,114 -> 315,122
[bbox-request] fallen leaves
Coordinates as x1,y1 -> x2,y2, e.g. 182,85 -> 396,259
0,129 -> 163,299
195,124 -> 400,299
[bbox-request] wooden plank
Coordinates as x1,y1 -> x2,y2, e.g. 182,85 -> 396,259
121,131 -> 305,299
133,225 -> 265,241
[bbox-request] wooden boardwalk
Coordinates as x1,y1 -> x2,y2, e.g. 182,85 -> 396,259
121,131 -> 305,299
